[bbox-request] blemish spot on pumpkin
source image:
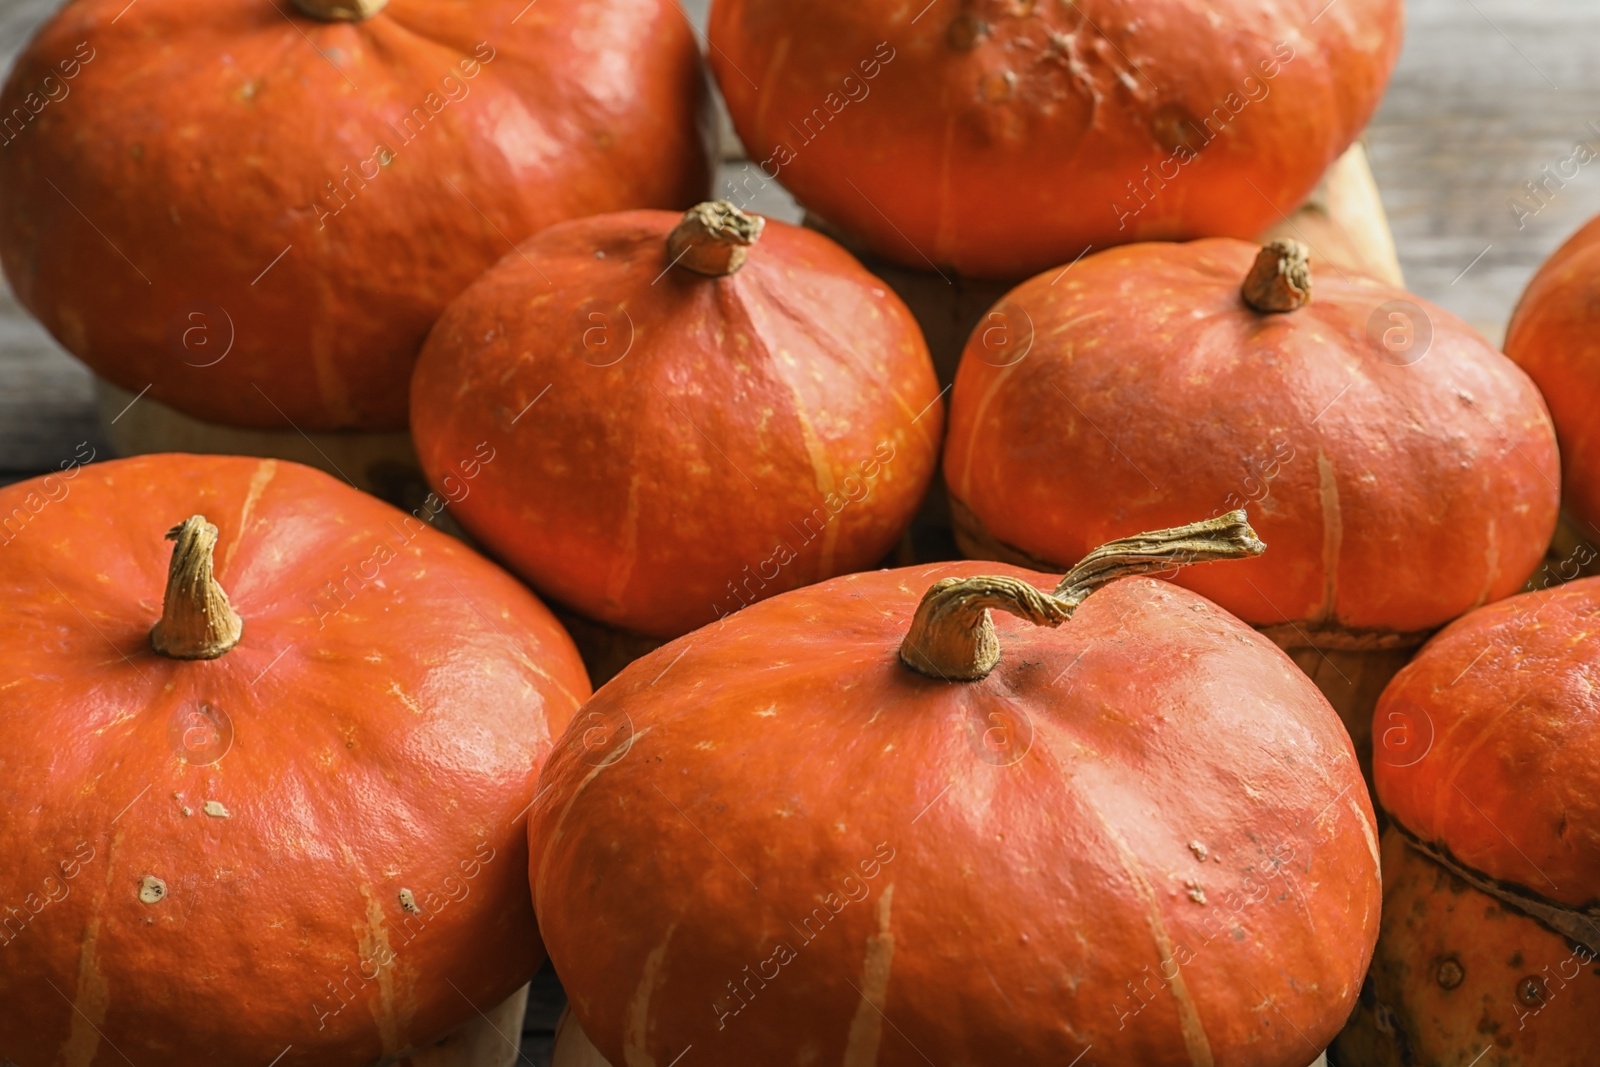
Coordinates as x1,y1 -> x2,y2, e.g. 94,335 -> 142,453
981,70 -> 1018,103
398,889 -> 422,915
138,876 -> 167,904
1188,840 -> 1207,861
203,801 -> 231,818
1185,880 -> 1206,905
947,11 -> 989,50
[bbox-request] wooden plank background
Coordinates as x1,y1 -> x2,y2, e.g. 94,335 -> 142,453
2,0 -> 1598,1060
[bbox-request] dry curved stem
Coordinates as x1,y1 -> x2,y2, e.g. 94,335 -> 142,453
290,0 -> 388,19
150,516 -> 243,660
1241,239 -> 1312,313
667,200 -> 765,277
900,510 -> 1266,681
898,576 -> 1072,681
1054,509 -> 1266,608
1397,821 -> 1600,952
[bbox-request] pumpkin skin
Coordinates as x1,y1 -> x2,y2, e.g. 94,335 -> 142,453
411,207 -> 943,639
1347,578 -> 1600,1063
0,0 -> 710,431
1374,579 -> 1600,911
0,454 -> 589,1066
1505,214 -> 1600,538
1332,829 -> 1600,1067
530,561 -> 1380,1066
945,239 -> 1560,639
707,0 -> 1402,279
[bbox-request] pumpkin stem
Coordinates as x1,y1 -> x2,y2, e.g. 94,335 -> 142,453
667,201 -> 765,277
899,510 -> 1265,681
290,0 -> 387,20
150,516 -> 243,660
1241,239 -> 1312,313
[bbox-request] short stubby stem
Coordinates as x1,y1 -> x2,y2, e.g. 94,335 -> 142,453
899,510 -> 1265,681
150,516 -> 243,660
667,201 -> 766,277
1241,239 -> 1312,313
290,0 -> 388,20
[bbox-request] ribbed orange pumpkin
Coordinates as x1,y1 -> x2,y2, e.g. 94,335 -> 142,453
531,514 -> 1379,1066
411,201 -> 943,640
0,0 -> 709,430
708,0 -> 1402,278
1505,213 -> 1600,541
0,455 -> 588,1066
1335,578 -> 1600,1065
945,238 -> 1560,762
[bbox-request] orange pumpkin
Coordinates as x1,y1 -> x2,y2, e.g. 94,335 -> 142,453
1335,578 -> 1600,1065
411,201 -> 943,640
1505,213 -> 1600,543
0,0 -> 709,430
531,513 -> 1379,1066
945,239 -> 1560,758
0,454 -> 588,1066
708,0 -> 1402,278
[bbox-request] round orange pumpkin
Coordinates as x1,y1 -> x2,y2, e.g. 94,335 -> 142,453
411,200 -> 943,640
707,0 -> 1402,279
1505,213 -> 1600,541
1334,578 -> 1600,1065
945,239 -> 1560,758
531,513 -> 1380,1066
0,0 -> 709,431
0,454 -> 589,1065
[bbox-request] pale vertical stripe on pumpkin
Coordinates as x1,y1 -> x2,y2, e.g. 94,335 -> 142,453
221,459 -> 278,574
360,886 -> 404,1055
1316,449 -> 1342,625
534,728 -> 656,908
1349,795 -> 1382,880
783,384 -> 843,580
1093,813 -> 1216,1067
1475,514 -> 1500,608
60,917 -> 109,1067
842,883 -> 897,1067
604,472 -> 645,611
955,359 -> 1022,505
623,927 -> 676,1067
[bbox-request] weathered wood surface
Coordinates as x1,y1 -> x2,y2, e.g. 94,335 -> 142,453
0,0 -> 1593,1061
